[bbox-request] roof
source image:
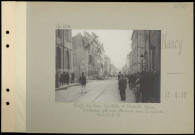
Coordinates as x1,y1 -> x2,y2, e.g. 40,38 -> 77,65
83,31 -> 105,51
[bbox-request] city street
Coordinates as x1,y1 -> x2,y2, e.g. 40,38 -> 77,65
55,78 -> 135,103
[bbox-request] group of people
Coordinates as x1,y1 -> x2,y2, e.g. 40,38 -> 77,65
55,72 -> 75,88
118,69 -> 160,103
55,71 -> 87,95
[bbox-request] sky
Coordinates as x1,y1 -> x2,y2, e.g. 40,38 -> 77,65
72,30 -> 133,70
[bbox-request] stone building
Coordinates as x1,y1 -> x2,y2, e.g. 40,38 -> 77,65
83,32 -> 105,79
72,31 -> 106,80
110,64 -> 116,77
146,30 -> 161,72
130,30 -> 161,74
72,33 -> 88,81
56,29 -> 73,75
129,51 -> 133,74
130,30 -> 146,74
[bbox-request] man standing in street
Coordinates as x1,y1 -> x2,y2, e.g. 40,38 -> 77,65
118,72 -> 121,81
71,72 -> 75,83
79,72 -> 87,95
60,73 -> 63,86
65,72 -> 70,85
128,74 -> 132,90
118,74 -> 127,101
56,72 -> 59,88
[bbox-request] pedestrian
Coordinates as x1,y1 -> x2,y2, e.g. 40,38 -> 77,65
139,71 -> 146,103
64,72 -> 68,85
134,74 -> 141,103
71,72 -> 75,83
118,72 -> 121,80
59,73 -> 62,86
118,74 -> 127,101
62,72 -> 66,85
131,74 -> 136,92
66,72 -> 70,85
128,74 -> 132,89
56,73 -> 59,88
79,72 -> 87,95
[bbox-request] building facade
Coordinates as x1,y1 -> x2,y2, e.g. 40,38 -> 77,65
129,30 -> 161,74
129,51 -> 133,74
147,30 -> 161,72
72,33 -> 89,81
56,29 -> 73,75
130,30 -> 146,74
72,31 -> 107,80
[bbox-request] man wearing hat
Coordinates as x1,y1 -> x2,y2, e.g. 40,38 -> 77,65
118,74 -> 127,101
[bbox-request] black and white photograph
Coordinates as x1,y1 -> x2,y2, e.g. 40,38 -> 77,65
2,1 -> 194,133
55,30 -> 161,103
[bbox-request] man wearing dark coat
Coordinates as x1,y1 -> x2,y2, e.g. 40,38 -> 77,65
139,71 -> 147,102
118,72 -> 121,80
66,72 -> 70,85
62,72 -> 66,85
118,74 -> 127,101
56,73 -> 59,88
59,73 -> 63,86
79,72 -> 87,95
128,74 -> 132,90
71,72 -> 75,83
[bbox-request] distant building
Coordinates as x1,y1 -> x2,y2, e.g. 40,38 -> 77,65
103,55 -> 111,77
110,64 -> 119,77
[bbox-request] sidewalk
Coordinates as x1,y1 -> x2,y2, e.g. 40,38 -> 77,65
55,79 -> 97,91
56,83 -> 80,91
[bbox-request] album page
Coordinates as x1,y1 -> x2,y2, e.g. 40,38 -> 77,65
1,2 -> 194,133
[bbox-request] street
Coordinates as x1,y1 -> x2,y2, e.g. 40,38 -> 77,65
55,78 -> 135,103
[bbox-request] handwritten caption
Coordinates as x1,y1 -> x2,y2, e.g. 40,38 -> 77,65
56,23 -> 71,29
74,103 -> 164,117
173,3 -> 188,10
165,90 -> 186,99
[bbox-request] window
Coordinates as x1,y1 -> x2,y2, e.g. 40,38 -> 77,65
67,50 -> 70,69
65,29 -> 70,43
152,49 -> 155,69
56,47 -> 61,69
89,55 -> 92,64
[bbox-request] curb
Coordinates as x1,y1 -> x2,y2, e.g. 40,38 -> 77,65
55,79 -> 116,91
55,83 -> 80,90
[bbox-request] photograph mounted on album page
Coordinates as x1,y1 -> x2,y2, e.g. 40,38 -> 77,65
1,1 -> 194,134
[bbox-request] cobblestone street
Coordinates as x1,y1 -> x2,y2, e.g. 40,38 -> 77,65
55,78 -> 135,103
